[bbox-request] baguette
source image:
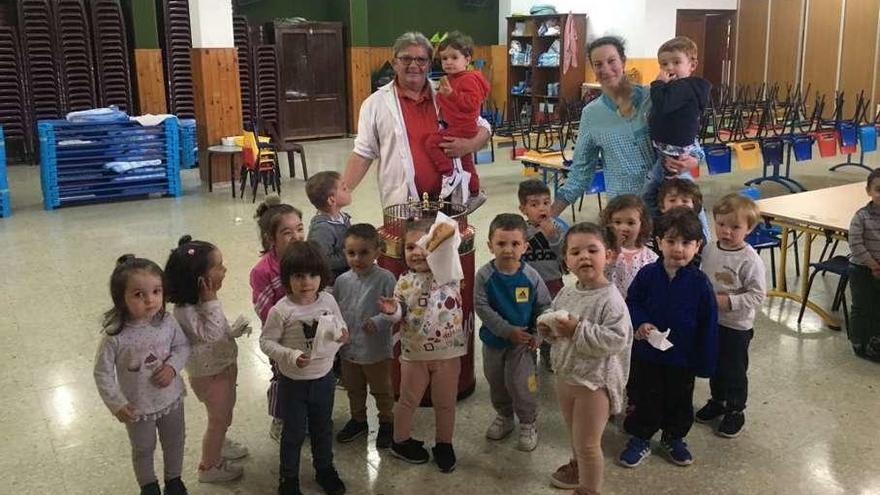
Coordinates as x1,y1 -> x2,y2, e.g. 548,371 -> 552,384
426,222 -> 455,252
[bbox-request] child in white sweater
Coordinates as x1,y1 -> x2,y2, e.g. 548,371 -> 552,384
93,255 -> 191,495
260,241 -> 350,495
538,223 -> 633,495
165,235 -> 251,483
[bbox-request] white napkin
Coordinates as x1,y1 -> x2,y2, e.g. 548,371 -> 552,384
417,212 -> 463,286
311,314 -> 344,359
537,310 -> 571,337
229,314 -> 252,338
647,328 -> 674,351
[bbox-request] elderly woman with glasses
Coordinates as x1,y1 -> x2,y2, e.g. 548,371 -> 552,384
342,32 -> 491,210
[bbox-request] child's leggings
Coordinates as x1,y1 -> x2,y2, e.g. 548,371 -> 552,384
125,402 -> 186,487
189,364 -> 237,469
556,379 -> 609,495
394,358 -> 461,444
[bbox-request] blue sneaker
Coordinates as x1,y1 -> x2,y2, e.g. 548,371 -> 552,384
661,438 -> 693,466
618,437 -> 651,468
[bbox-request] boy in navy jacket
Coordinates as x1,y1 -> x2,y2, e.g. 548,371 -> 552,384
619,207 -> 718,468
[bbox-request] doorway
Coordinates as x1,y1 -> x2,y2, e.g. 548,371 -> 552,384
676,9 -> 737,88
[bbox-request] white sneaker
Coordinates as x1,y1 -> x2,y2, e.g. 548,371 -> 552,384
222,438 -> 249,460
485,415 -> 515,440
269,418 -> 283,443
517,422 -> 538,452
198,460 -> 243,483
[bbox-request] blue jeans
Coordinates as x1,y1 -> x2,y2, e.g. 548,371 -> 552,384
278,372 -> 336,479
641,157 -> 712,242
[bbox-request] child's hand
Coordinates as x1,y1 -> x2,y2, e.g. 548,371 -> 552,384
438,76 -> 453,96
363,320 -> 378,334
537,322 -> 552,337
198,276 -> 218,302
716,293 -> 731,311
509,328 -> 533,345
527,336 -> 540,350
555,314 -> 579,338
114,404 -> 136,423
296,354 -> 311,368
336,327 -> 350,344
538,217 -> 558,238
378,297 -> 399,315
655,71 -> 671,83
635,323 -> 658,340
150,364 -> 176,388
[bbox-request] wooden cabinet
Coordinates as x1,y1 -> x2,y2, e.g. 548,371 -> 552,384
272,21 -> 347,141
506,14 -> 586,122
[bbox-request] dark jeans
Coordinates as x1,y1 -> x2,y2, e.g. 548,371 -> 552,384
848,263 -> 880,359
278,372 -> 336,479
709,326 -> 753,412
624,358 -> 695,441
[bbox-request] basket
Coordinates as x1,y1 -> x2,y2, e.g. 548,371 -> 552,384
815,131 -> 838,157
859,124 -> 877,153
760,137 -> 784,166
837,121 -> 858,154
730,141 -> 761,170
379,196 -> 474,258
704,144 -> 731,175
790,134 -> 814,161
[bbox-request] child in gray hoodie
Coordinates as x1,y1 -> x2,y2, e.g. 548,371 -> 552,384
306,171 -> 353,282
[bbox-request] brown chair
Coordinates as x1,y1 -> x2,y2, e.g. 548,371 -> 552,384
259,119 -> 308,180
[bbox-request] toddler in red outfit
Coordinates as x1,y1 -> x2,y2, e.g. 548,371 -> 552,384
427,31 -> 490,206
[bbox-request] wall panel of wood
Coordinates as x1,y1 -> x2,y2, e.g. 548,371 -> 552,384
735,0 -> 769,88
839,0 -> 880,117
802,0 -> 843,108
133,49 -> 167,114
766,0 -> 803,88
191,48 -> 243,182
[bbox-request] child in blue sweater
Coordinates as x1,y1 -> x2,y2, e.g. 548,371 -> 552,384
620,207 -> 718,468
475,213 -> 551,452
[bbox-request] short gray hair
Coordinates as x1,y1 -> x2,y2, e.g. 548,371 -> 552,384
392,32 -> 433,60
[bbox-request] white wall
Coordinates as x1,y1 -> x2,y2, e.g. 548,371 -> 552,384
189,0 -> 234,48
503,0 -> 737,58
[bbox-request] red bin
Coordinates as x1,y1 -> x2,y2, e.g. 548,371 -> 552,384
815,131 -> 838,157
378,198 -> 477,405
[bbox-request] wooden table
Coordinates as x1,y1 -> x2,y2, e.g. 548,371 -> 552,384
520,150 -> 567,190
756,182 -> 867,328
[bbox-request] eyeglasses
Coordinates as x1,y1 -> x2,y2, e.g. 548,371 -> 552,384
396,56 -> 430,67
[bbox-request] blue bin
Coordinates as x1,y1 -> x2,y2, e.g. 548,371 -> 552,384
837,121 -> 858,147
704,144 -> 732,175
760,137 -> 784,166
859,125 -> 877,152
790,134 -> 814,161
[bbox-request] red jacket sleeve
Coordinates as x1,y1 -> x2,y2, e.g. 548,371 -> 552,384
440,71 -> 490,115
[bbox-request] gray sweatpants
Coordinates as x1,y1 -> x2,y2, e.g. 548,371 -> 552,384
482,344 -> 537,424
124,402 -> 186,486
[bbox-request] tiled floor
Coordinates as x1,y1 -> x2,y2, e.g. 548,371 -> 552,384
1,138 -> 878,495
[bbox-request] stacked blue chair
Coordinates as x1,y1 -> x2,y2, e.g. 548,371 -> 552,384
704,143 -> 732,175
179,118 -> 197,168
38,118 -> 181,210
859,124 -> 877,153
789,133 -> 814,161
0,127 -> 9,217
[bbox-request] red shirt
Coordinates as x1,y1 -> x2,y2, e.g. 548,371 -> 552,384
438,70 -> 490,137
397,81 -> 443,198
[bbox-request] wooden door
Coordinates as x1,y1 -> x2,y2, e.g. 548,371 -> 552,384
305,25 -> 346,138
676,10 -> 737,88
676,13 -> 707,78
276,22 -> 347,141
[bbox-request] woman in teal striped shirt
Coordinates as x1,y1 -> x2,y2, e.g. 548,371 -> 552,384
551,37 -> 701,218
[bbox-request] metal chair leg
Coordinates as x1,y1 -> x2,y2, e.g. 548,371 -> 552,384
769,247 -> 777,288
797,269 -> 821,324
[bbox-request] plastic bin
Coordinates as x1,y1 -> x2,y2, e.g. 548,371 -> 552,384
859,124 -> 877,153
790,134 -> 814,161
815,131 -> 838,157
730,141 -> 761,170
760,137 -> 784,166
0,127 -> 9,217
704,144 -> 732,175
837,121 -> 858,154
